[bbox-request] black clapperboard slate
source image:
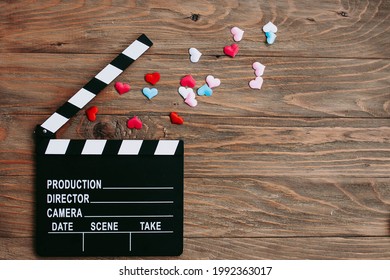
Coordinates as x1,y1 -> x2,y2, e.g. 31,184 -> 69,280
34,34 -> 183,256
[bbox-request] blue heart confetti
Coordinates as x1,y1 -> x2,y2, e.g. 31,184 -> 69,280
142,87 -> 158,99
197,84 -> 213,96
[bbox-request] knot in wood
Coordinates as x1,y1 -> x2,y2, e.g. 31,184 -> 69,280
338,11 -> 348,17
93,122 -> 116,139
190,13 -> 200,21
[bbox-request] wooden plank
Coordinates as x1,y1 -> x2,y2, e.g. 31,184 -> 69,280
1,54 -> 389,117
1,176 -> 389,238
1,115 -> 390,177
1,237 -> 389,259
0,1 -> 389,58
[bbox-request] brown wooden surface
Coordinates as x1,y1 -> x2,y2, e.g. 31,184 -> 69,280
0,0 -> 389,259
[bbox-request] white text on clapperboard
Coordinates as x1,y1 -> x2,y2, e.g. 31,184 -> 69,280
46,179 -> 163,232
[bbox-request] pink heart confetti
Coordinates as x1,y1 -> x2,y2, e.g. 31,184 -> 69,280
249,77 -> 264,90
114,82 -> 131,95
206,75 -> 221,88
230,26 -> 244,42
252,62 -> 265,77
184,91 -> 198,107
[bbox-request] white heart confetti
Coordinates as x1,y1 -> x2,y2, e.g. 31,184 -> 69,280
262,21 -> 278,33
189,47 -> 202,63
178,86 -> 195,99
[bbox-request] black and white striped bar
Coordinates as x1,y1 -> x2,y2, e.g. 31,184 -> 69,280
40,34 -> 153,135
38,139 -> 183,156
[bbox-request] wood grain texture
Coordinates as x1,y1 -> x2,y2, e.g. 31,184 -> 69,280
0,0 -> 389,58
1,176 -> 389,238
0,0 -> 389,259
1,54 -> 389,117
1,237 -> 390,260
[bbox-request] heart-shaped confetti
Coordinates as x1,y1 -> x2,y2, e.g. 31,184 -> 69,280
265,31 -> 277,44
249,76 -> 264,90
185,91 -> 198,107
178,86 -> 194,99
252,62 -> 265,77
197,84 -> 213,96
142,87 -> 158,99
144,72 -> 160,85
127,116 -> 142,130
189,48 -> 202,63
263,21 -> 278,33
206,75 -> 221,88
230,26 -> 244,42
170,112 -> 184,125
180,75 -> 196,88
114,82 -> 130,95
85,106 -> 98,122
223,43 -> 239,58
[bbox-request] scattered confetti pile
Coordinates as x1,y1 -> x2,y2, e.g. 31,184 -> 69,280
85,22 -> 277,128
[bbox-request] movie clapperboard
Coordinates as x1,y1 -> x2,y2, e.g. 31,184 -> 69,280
34,34 -> 184,257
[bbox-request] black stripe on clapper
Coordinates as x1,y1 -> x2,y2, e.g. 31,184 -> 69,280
36,138 -> 50,155
110,54 -> 135,71
65,140 -> 86,155
137,34 -> 153,47
175,140 -> 184,155
102,140 -> 122,155
139,140 -> 159,155
83,78 -> 108,95
56,102 -> 80,119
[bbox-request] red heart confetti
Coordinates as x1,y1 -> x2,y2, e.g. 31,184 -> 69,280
85,106 -> 98,122
127,116 -> 143,130
170,112 -> 184,125
114,82 -> 131,95
144,72 -> 160,85
180,75 -> 196,88
223,43 -> 239,58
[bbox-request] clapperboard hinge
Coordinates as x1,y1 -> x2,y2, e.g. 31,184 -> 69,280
34,34 -> 184,257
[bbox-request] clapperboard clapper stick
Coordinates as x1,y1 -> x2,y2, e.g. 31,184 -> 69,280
34,34 -> 184,256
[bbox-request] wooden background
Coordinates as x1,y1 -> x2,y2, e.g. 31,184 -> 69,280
0,0 -> 389,259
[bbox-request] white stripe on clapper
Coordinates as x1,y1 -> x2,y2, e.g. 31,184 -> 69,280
122,40 -> 150,60
117,140 -> 143,155
95,64 -> 123,84
68,88 -> 96,109
154,140 -> 179,155
41,113 -> 69,134
45,139 -> 71,154
81,140 -> 107,155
